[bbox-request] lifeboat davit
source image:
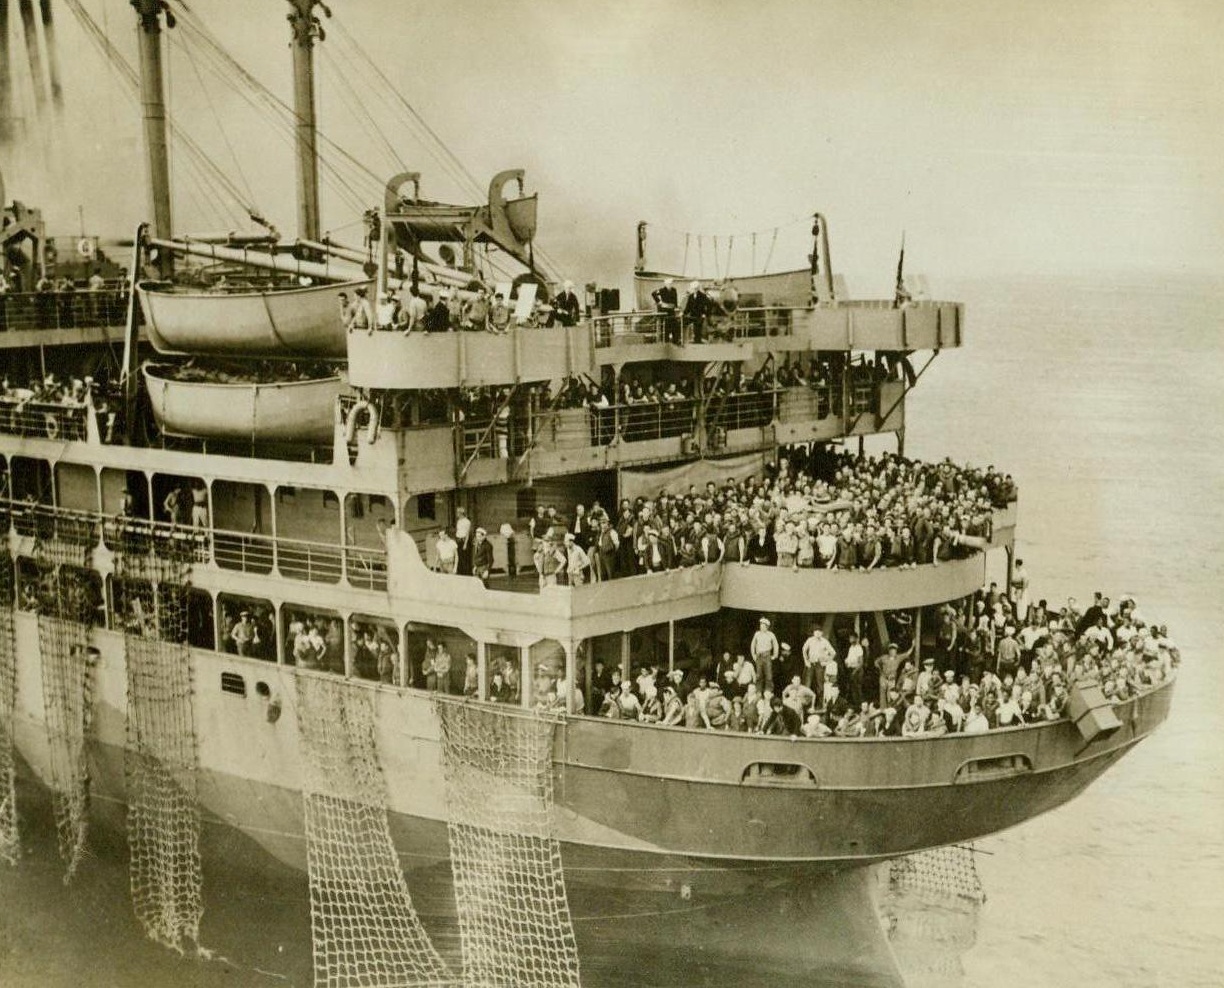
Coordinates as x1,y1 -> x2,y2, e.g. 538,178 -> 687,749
142,363 -> 346,443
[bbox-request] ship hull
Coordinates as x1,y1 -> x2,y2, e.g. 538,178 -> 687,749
7,615 -> 1173,915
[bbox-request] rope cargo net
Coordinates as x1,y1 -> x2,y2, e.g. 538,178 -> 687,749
295,674 -> 454,988
114,547 -> 204,952
34,551 -> 97,883
434,699 -> 581,988
881,845 -> 985,987
0,553 -> 19,864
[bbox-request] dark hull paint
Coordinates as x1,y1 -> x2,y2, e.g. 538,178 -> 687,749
46,677 -> 1171,912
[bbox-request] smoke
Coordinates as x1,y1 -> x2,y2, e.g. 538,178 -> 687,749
2,0 -> 1220,292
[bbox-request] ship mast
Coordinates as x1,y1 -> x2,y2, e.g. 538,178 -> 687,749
286,0 -> 328,242
132,0 -> 174,268
0,2 -> 11,141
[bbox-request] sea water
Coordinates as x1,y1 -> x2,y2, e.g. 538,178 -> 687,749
0,273 -> 1219,987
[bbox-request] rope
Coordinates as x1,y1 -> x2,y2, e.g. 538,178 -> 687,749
177,24 -> 259,210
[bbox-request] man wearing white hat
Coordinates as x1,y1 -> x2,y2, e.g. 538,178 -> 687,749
750,617 -> 779,693
554,280 -> 581,327
651,277 -> 679,342
682,280 -> 710,344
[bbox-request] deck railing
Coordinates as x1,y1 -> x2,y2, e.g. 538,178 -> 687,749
0,498 -> 384,589
590,306 -> 798,347
0,289 -> 130,332
212,525 -> 387,591
0,397 -> 89,441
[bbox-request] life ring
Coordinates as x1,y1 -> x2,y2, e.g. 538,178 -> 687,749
77,237 -> 95,258
344,400 -> 380,445
44,414 -> 60,441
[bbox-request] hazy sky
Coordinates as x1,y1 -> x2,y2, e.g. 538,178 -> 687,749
2,0 -> 1221,292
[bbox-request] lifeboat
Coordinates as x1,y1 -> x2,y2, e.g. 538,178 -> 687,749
137,278 -> 368,359
634,268 -> 813,310
142,363 -> 346,443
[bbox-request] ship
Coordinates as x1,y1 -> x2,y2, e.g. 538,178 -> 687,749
0,1 -> 1174,982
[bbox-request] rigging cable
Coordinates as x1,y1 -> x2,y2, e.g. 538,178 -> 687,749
61,0 -> 256,226
325,11 -> 565,283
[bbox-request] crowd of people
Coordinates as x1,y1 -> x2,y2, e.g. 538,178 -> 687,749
341,279 -> 583,336
592,588 -> 1177,737
0,268 -> 129,332
502,450 -> 1016,586
0,372 -> 122,442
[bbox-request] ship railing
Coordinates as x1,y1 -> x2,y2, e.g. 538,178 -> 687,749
776,384 -> 843,422
0,499 -> 210,561
529,404 -> 610,450
459,417 -> 505,460
590,306 -> 798,347
617,397 -> 699,443
849,382 -> 876,417
0,396 -> 89,442
704,389 -> 777,433
0,289 -> 131,332
101,514 -> 212,562
212,525 -> 387,590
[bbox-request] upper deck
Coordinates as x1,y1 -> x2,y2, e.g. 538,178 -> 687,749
344,299 -> 963,390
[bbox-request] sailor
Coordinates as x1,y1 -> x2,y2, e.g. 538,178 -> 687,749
682,281 -> 710,344
553,280 -> 581,327
230,610 -> 256,657
454,507 -> 473,575
346,286 -> 373,335
651,277 -> 679,342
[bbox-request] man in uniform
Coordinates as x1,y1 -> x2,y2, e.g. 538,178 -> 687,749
651,277 -> 679,343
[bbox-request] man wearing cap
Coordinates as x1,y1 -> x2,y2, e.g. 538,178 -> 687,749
682,280 -> 710,344
471,527 -> 494,585
564,532 -> 591,585
874,641 -> 912,708
230,610 -> 256,657
916,656 -> 938,697
651,277 -> 679,342
750,617 -> 780,694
